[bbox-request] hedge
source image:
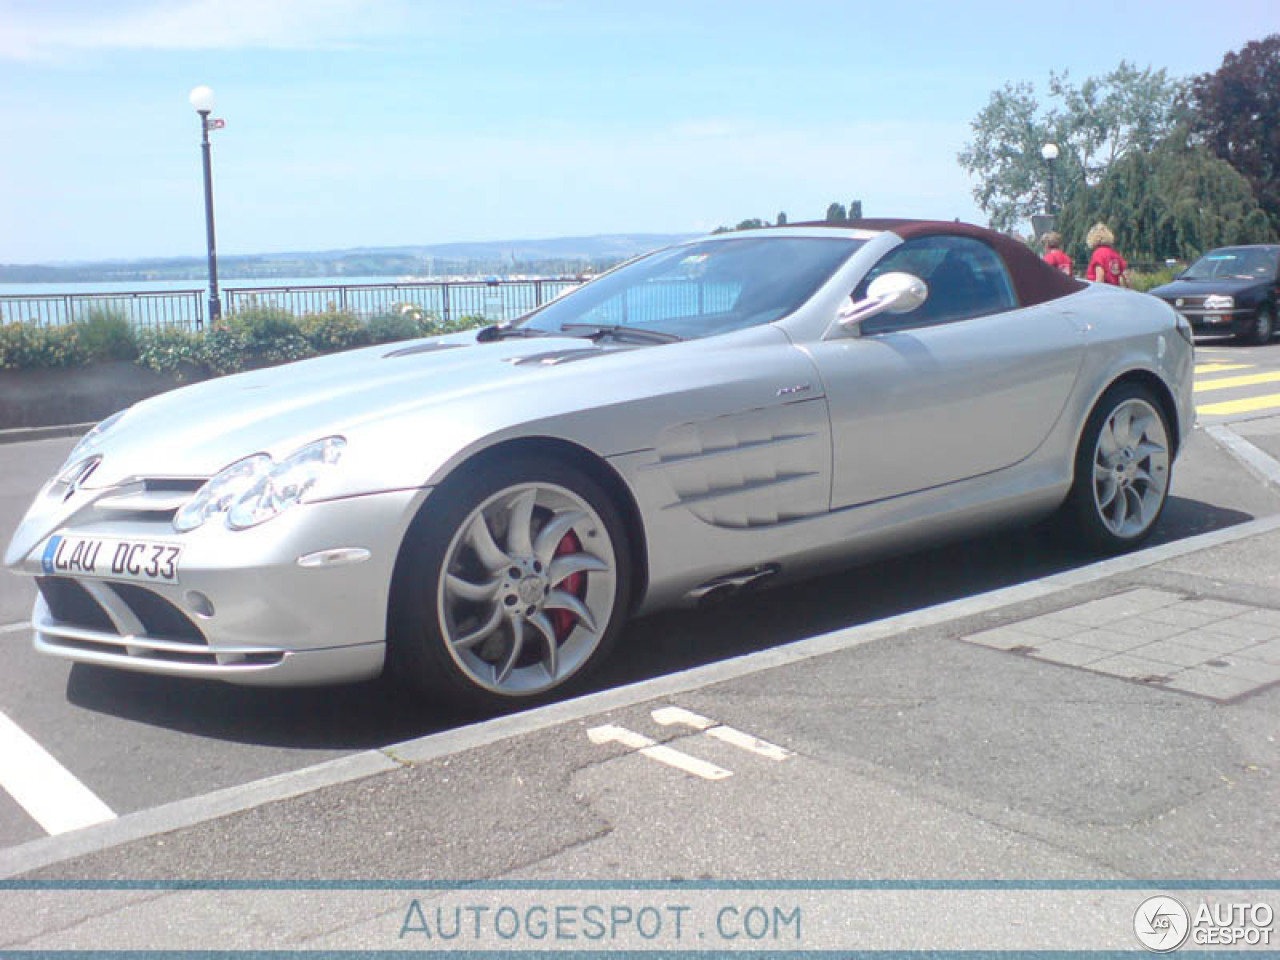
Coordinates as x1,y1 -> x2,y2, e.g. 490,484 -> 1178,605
0,304 -> 489,377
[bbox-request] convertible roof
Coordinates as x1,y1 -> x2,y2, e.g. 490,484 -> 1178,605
788,219 -> 1087,307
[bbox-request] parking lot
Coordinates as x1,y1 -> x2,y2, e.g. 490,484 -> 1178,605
4,342 -> 1280,868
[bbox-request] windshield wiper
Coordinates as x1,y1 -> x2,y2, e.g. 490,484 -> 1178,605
475,323 -> 549,342
558,323 -> 683,344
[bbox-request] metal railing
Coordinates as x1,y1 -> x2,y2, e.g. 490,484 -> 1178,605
223,278 -> 581,326
0,290 -> 205,329
0,278 -> 584,331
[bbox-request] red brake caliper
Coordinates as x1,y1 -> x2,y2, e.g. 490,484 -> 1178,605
550,531 -> 586,641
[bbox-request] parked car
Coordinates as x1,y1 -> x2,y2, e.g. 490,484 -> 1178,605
4,220 -> 1195,709
1147,245 -> 1280,344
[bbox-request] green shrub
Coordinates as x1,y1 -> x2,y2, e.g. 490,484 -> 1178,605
299,310 -> 370,353
368,305 -> 429,343
223,306 -> 314,370
425,313 -> 488,335
1128,266 -> 1180,293
74,308 -> 137,362
197,328 -> 249,376
0,322 -> 86,369
135,327 -> 207,381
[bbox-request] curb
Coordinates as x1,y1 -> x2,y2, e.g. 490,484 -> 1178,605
0,423 -> 94,446
5,507 -> 1280,880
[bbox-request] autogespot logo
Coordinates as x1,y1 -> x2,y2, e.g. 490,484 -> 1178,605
1135,896 -> 1191,952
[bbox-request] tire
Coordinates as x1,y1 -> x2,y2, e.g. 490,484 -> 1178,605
387,453 -> 632,711
1063,382 -> 1172,554
1239,304 -> 1274,346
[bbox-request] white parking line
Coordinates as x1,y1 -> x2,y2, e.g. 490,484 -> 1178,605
0,711 -> 116,835
587,723 -> 732,780
651,706 -> 794,761
0,622 -> 30,636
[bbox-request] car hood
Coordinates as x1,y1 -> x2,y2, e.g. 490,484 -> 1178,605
69,332 -> 643,488
1148,278 -> 1265,299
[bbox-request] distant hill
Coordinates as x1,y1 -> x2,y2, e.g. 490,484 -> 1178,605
0,233 -> 698,283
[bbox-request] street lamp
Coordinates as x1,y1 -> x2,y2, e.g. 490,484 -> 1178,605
1041,142 -> 1060,216
189,84 -> 222,328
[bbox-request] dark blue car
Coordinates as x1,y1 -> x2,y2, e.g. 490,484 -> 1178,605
1148,245 -> 1280,344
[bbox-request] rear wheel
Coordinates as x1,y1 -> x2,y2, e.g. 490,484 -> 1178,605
388,454 -> 632,711
1063,383 -> 1172,553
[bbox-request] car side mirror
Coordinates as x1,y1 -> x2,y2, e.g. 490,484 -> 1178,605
835,271 -> 929,336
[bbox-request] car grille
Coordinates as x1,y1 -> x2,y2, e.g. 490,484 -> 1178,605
33,575 -> 283,670
35,576 -> 117,634
37,575 -> 206,646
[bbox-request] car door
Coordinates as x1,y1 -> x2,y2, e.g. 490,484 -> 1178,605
803,234 -> 1084,510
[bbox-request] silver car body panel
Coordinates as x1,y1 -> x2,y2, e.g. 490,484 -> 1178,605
5,226 -> 1195,682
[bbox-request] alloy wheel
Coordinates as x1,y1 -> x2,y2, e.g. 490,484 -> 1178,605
1090,397 -> 1170,539
436,482 -> 617,695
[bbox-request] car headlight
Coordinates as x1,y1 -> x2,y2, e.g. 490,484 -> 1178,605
173,454 -> 273,533
1175,312 -> 1194,346
227,437 -> 346,530
1204,294 -> 1234,310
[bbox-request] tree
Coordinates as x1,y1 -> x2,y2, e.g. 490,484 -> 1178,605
1054,128 -> 1275,264
1192,34 -> 1280,230
776,211 -> 788,225
825,202 -> 847,223
849,200 -> 863,220
959,63 -> 1188,232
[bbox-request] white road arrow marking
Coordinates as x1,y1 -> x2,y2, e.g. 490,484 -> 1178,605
586,723 -> 732,780
651,706 -> 794,761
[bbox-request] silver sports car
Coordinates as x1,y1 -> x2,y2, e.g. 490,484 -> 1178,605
5,221 -> 1195,708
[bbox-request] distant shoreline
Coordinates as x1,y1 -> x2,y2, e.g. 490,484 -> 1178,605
0,232 -> 696,285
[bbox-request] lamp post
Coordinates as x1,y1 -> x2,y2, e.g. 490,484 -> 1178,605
1040,142 -> 1060,216
189,85 -> 222,328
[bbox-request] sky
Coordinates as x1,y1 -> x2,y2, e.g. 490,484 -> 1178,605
1,0 -> 1277,264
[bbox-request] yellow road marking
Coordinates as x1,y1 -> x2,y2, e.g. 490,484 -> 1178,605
1194,371 -> 1280,393
1197,392 -> 1280,416
1194,362 -> 1253,374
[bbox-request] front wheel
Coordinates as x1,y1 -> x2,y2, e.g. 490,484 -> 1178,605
388,454 -> 632,711
1063,383 -> 1172,553
1243,304 -> 1275,346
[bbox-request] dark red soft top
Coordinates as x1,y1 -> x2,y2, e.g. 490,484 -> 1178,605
787,219 -> 1086,307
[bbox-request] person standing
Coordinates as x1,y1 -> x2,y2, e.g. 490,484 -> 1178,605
1042,232 -> 1073,275
1085,223 -> 1129,287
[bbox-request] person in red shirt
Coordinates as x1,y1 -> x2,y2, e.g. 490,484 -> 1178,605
1085,223 -> 1129,287
1042,231 -> 1073,275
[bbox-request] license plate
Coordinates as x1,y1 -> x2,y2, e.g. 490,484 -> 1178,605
41,535 -> 182,584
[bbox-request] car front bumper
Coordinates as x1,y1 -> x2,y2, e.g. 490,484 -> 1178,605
1173,306 -> 1257,336
6,485 -> 429,686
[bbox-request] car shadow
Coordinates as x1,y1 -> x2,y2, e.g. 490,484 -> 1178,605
64,494 -> 1255,748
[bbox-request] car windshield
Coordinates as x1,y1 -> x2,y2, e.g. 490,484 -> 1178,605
519,236 -> 864,341
1181,248 -> 1279,281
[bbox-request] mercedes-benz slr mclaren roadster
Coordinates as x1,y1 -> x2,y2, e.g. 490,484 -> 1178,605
5,221 -> 1195,709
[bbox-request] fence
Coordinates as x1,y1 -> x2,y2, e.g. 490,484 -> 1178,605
224,279 -> 582,327
0,278 -> 584,332
0,290 -> 205,329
